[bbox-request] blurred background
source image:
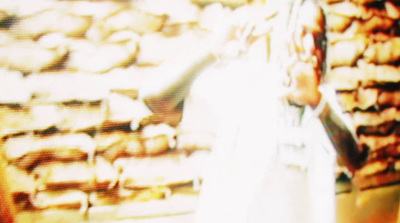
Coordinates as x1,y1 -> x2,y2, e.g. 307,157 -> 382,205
1,0 -> 400,222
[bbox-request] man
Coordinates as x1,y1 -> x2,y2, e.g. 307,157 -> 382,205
142,1 -> 365,222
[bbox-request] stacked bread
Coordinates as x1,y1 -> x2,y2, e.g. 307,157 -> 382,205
0,0 -> 254,221
322,0 -> 400,190
0,0 -> 276,221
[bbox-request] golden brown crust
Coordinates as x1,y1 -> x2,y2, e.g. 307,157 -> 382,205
328,37 -> 367,67
356,16 -> 395,34
32,158 -> 118,191
11,9 -> 91,39
350,0 -> 376,5
0,105 -> 33,137
326,13 -> 353,32
359,134 -> 400,152
29,190 -> 88,211
367,144 -> 400,162
101,8 -> 167,36
115,152 -> 197,189
364,37 -> 400,64
5,166 -> 36,195
33,161 -> 96,191
142,135 -> 170,155
352,108 -> 400,127
0,102 -> 107,136
354,171 -> 400,190
325,1 -> 400,20
328,36 -> 400,66
325,66 -> 363,90
336,88 -> 378,112
325,2 -> 365,18
105,93 -> 153,129
326,62 -> 400,90
357,121 -> 397,136
58,103 -> 106,132
88,187 -> 169,206
67,40 -> 138,74
356,160 -> 389,177
378,91 -> 400,107
0,41 -> 67,73
3,134 -> 95,169
94,131 -> 144,160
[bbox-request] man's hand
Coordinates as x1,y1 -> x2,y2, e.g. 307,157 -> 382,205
284,0 -> 325,108
286,61 -> 321,108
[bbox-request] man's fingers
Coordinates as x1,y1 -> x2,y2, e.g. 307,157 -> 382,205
287,61 -> 321,107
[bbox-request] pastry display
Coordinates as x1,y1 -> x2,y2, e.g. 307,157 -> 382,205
323,0 -> 400,190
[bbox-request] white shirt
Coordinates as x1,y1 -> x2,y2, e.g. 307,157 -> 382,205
180,59 -> 336,223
